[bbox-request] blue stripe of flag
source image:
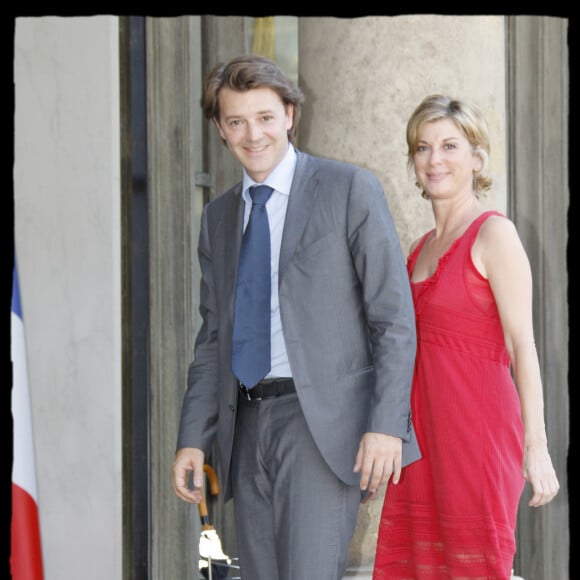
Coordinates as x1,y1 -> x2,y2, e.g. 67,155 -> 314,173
12,261 -> 22,319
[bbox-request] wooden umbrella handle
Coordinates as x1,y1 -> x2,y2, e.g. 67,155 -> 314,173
198,497 -> 214,531
203,464 -> 220,496
198,463 -> 219,530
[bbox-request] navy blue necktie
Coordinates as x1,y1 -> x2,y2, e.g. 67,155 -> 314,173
231,185 -> 274,388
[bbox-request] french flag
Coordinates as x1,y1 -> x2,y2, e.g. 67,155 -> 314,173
11,263 -> 44,579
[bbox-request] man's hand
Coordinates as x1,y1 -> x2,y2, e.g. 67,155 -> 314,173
172,447 -> 205,504
353,432 -> 402,503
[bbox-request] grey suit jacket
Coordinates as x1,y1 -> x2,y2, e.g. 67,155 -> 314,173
177,150 -> 420,500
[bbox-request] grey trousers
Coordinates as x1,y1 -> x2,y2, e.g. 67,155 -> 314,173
231,391 -> 362,580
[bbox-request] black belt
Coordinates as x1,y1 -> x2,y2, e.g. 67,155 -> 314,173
239,378 -> 296,401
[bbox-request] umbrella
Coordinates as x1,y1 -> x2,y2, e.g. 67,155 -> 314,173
198,464 -> 236,580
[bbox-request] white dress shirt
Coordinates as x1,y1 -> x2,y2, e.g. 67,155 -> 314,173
241,144 -> 297,379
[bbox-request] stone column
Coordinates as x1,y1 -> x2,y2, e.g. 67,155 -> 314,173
298,15 -> 507,577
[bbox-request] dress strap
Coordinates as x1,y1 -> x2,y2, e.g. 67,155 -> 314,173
462,210 -> 505,246
407,229 -> 433,272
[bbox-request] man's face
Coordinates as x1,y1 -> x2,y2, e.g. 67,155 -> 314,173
214,87 -> 293,183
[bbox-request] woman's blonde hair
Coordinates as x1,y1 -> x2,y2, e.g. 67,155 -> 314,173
406,94 -> 492,199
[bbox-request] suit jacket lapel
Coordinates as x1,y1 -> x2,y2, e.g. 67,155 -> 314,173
279,152 -> 319,280
223,184 -> 245,317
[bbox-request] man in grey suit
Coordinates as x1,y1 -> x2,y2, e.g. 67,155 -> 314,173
172,54 -> 420,580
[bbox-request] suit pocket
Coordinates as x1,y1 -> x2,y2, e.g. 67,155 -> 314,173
292,233 -> 352,278
343,364 -> 373,377
293,232 -> 337,260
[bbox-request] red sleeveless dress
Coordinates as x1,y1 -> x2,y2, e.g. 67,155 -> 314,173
373,211 -> 525,579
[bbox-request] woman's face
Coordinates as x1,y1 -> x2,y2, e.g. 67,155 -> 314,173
413,118 -> 482,200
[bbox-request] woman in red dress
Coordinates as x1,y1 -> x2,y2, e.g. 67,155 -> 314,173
372,94 -> 560,579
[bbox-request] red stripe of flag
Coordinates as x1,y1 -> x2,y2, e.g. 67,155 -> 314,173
11,484 -> 44,578
11,262 -> 44,579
